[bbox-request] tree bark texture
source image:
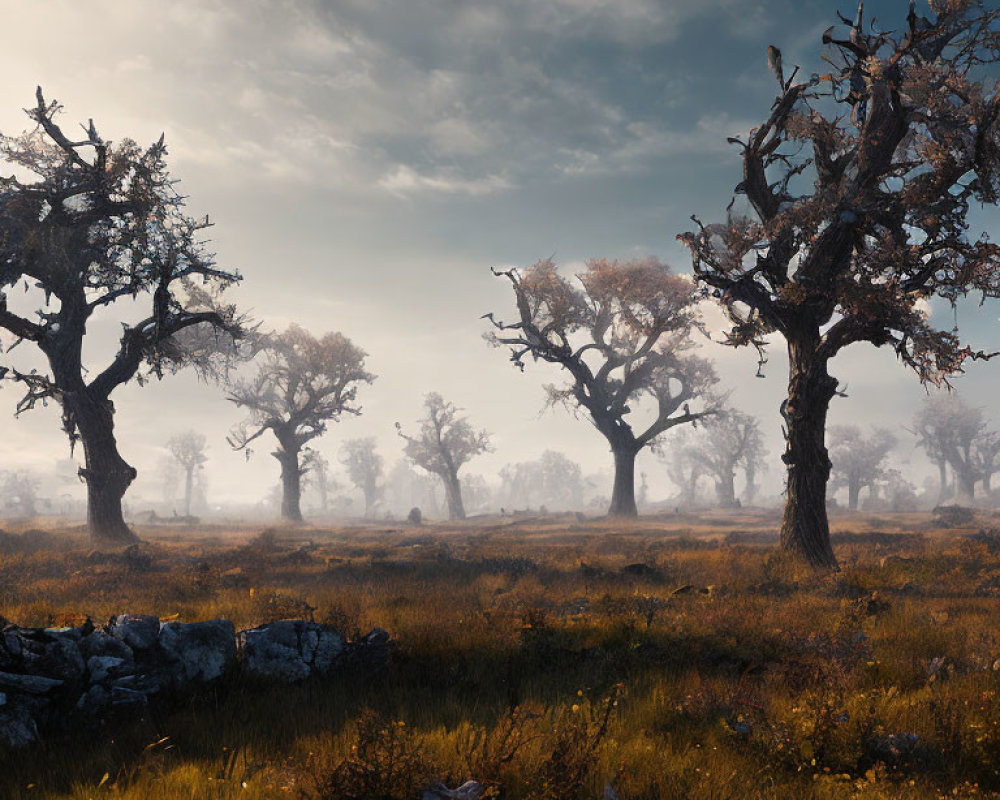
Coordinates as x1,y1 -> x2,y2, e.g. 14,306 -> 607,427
608,446 -> 638,518
70,391 -> 139,544
275,444 -> 304,523
779,338 -> 838,568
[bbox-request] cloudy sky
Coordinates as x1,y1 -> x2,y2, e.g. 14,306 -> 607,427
0,0 -> 998,511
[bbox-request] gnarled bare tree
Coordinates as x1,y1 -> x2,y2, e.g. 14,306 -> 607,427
680,3 -> 1000,566
227,324 -> 373,522
340,437 -> 384,519
829,425 -> 896,511
487,257 -> 718,517
396,392 -> 490,520
166,430 -> 208,517
0,89 -> 243,543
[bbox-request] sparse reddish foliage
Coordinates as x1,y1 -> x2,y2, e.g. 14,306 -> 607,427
487,257 -> 718,517
680,2 -> 1000,566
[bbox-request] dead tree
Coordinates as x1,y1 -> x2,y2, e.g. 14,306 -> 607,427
0,89 -> 244,543
680,4 -> 1000,566
487,257 -> 718,517
685,409 -> 767,508
227,325 -> 373,522
166,430 -> 208,517
396,393 -> 490,520
0,471 -> 39,517
828,425 -> 896,511
339,437 -> 384,518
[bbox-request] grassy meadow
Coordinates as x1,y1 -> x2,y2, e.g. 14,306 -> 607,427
2,510 -> 1000,799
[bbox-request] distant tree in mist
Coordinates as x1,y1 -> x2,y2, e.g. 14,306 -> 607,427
0,89 -> 245,544
829,425 -> 896,511
383,459 -> 442,518
684,409 -> 766,508
680,4 -> 1000,566
302,450 -> 335,513
396,393 -> 490,520
873,467 -> 919,512
227,324 -> 374,523
460,474 -> 493,515
159,456 -> 180,510
912,394 -> 996,505
0,471 -> 39,517
339,437 -> 384,518
487,257 -> 718,518
658,429 -> 706,507
499,450 -> 584,511
166,430 -> 208,517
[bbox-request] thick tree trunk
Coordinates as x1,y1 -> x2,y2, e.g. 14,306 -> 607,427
443,471 -> 465,520
848,478 -> 861,512
183,466 -> 194,517
70,392 -> 139,544
716,470 -> 737,508
985,471 -> 993,495
275,445 -> 303,523
743,465 -> 757,506
780,339 -> 838,569
363,487 -> 377,519
608,446 -> 638,517
937,460 -> 950,504
956,470 -> 976,505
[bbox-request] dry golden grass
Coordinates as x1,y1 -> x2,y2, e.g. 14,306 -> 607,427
2,509 -> 1000,799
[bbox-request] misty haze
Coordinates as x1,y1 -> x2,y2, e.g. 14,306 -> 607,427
3,1 -> 1000,798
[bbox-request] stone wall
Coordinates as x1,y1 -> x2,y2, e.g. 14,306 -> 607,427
0,614 -> 388,749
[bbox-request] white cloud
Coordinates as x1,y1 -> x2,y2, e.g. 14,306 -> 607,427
378,165 -> 512,197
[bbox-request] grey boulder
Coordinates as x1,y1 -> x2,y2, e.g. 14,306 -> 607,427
239,621 -> 344,683
158,620 -> 237,686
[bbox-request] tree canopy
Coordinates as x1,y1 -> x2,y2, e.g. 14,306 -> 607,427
397,392 -> 490,520
487,256 -> 718,516
679,1 -> 1000,566
0,88 -> 244,541
228,324 -> 373,521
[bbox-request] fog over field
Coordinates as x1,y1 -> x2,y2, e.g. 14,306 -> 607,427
0,0 -> 997,514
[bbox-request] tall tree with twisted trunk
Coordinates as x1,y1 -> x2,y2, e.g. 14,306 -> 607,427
680,2 -> 1000,567
227,325 -> 373,523
396,393 -> 490,520
486,257 -> 718,517
0,89 -> 243,544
